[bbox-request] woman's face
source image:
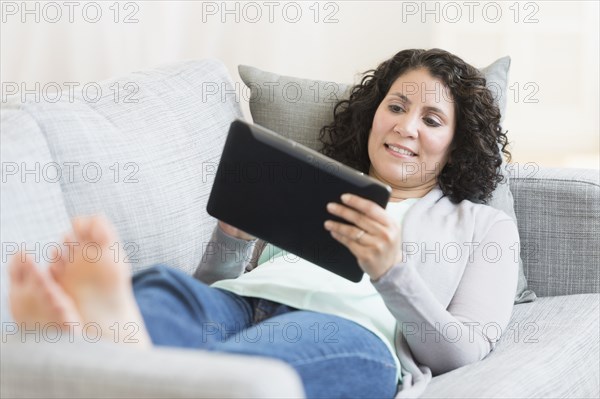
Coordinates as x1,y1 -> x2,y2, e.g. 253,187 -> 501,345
368,68 -> 456,200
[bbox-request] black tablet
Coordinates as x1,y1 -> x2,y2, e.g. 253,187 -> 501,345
207,119 -> 391,282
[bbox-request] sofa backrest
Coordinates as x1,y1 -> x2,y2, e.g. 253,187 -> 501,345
509,165 -> 600,297
1,59 -> 243,321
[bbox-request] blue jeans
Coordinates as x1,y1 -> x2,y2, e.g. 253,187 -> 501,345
132,265 -> 398,399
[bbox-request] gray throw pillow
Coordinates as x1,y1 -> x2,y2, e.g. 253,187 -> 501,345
238,56 -> 536,304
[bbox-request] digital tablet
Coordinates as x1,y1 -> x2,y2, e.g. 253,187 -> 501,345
206,119 -> 391,282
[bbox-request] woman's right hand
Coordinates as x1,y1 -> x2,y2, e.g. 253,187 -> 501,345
218,220 -> 256,241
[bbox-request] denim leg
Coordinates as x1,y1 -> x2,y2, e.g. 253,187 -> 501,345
251,297 -> 298,324
212,310 -> 399,399
132,265 -> 254,348
132,266 -> 398,398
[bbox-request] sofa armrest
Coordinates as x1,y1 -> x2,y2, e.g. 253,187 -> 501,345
0,338 -> 305,398
508,164 -> 600,297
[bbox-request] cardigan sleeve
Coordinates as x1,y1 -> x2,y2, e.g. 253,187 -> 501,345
371,217 -> 520,376
193,224 -> 260,285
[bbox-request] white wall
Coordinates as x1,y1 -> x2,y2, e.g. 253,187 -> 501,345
1,0 -> 598,168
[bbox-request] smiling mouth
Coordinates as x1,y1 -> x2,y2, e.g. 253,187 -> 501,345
385,143 -> 417,157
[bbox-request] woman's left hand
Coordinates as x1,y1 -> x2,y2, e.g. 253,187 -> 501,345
324,193 -> 403,281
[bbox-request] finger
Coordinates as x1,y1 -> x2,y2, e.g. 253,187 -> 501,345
330,231 -> 364,254
340,193 -> 391,226
326,201 -> 383,236
325,220 -> 374,246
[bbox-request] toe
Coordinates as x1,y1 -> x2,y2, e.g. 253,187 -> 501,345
64,231 -> 83,266
27,260 -> 46,287
49,262 -> 62,283
48,247 -> 62,274
49,233 -> 72,281
72,216 -> 92,243
88,215 -> 117,248
8,253 -> 25,284
63,232 -> 77,256
9,253 -> 36,285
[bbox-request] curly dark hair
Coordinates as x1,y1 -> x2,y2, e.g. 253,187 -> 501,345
318,48 -> 511,204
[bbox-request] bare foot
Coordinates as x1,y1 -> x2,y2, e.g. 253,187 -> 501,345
51,215 -> 151,348
9,253 -> 83,339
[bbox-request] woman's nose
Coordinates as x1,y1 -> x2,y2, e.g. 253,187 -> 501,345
393,117 -> 418,138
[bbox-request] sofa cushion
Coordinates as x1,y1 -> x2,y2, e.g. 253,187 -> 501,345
19,59 -> 243,275
0,107 -> 72,322
238,56 -> 536,304
423,293 -> 600,398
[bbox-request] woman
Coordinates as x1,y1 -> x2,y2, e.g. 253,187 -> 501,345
9,48 -> 519,399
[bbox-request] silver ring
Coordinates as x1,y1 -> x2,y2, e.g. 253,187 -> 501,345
355,229 -> 365,242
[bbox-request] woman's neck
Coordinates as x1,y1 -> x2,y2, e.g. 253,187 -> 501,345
369,166 -> 437,201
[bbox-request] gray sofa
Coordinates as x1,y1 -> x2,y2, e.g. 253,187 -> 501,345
1,59 -> 598,398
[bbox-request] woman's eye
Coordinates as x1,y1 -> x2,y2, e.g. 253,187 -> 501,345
389,104 -> 404,113
424,117 -> 441,127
